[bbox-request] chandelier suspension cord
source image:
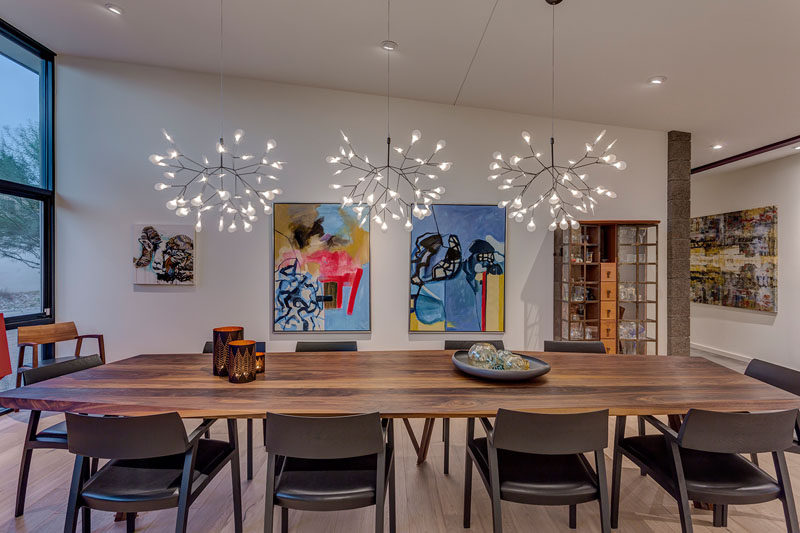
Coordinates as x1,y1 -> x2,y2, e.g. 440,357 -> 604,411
386,0 -> 391,167
219,0 -> 224,145
550,2 -> 555,167
452,0 -> 500,106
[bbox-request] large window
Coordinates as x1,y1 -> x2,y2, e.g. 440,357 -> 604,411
0,19 -> 55,329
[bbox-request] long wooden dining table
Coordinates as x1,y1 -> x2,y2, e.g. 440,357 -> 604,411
2,350 -> 800,481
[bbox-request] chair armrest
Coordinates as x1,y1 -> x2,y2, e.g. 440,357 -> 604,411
18,342 -> 36,347
76,334 -> 103,340
187,419 -> 216,446
479,417 -> 494,443
642,415 -> 680,442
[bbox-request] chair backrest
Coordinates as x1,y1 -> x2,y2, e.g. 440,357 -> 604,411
444,340 -> 505,351
745,359 -> 800,397
22,354 -> 103,386
65,412 -> 189,459
493,408 -> 608,455
295,341 -> 357,352
543,340 -> 606,354
678,409 -> 798,454
264,412 -> 383,459
18,321 -> 78,346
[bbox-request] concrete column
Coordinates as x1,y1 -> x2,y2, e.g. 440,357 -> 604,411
667,131 -> 691,356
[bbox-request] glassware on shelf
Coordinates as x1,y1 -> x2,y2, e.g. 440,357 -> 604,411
569,322 -> 584,340
585,325 -> 599,340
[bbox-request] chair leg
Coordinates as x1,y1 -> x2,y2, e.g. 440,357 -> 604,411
775,451 -> 800,533
712,504 -> 727,528
637,416 -> 645,436
126,514 -> 136,533
610,416 -> 625,529
443,418 -> 450,475
231,456 -> 243,533
750,453 -> 759,466
388,419 -> 396,533
264,453 -> 277,533
81,508 -> 91,533
595,450 -> 612,533
247,418 -> 254,481
15,446 -> 33,517
281,507 -> 289,533
568,505 -> 576,529
669,441 -> 694,533
65,456 -> 87,533
90,458 -> 99,475
463,422 -> 474,529
263,418 -> 267,446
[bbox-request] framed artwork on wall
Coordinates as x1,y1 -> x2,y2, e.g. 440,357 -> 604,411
409,204 -> 506,332
273,203 -> 371,332
690,205 -> 777,312
132,224 -> 195,285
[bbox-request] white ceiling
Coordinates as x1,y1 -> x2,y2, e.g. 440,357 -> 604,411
2,0 -> 800,167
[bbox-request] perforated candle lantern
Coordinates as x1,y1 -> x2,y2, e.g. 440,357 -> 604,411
227,340 -> 257,384
212,326 -> 243,377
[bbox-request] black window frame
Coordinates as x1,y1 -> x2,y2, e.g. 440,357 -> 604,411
0,18 -> 56,330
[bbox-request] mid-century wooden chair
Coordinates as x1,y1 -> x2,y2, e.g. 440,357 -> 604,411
611,409 -> 799,532
15,355 -> 104,517
264,412 -> 395,533
16,321 -> 105,388
64,412 -> 242,533
464,409 -> 611,533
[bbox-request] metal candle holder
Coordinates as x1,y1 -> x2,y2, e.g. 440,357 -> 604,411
212,326 -> 244,376
227,340 -> 257,384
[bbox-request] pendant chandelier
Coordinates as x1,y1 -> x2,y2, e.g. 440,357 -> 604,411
490,0 -> 625,233
149,0 -> 285,233
325,0 -> 451,232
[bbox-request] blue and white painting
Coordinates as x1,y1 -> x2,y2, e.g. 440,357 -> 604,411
409,204 -> 505,332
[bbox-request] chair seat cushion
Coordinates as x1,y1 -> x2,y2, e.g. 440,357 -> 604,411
621,435 -> 781,504
469,437 -> 599,505
37,420 -> 67,440
81,439 -> 232,512
274,446 -> 393,512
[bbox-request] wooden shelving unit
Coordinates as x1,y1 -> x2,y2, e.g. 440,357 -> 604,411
554,220 -> 659,355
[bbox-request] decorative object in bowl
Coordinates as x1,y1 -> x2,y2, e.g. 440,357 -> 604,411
212,326 -> 244,376
453,342 -> 550,381
227,340 -> 257,384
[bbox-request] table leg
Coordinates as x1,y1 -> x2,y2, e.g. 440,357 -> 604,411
246,419 -> 253,481
416,419 -> 435,465
402,418 -> 421,455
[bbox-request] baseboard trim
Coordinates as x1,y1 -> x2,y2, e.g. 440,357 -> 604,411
690,342 -> 752,364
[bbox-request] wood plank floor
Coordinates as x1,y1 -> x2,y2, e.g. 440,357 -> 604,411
0,412 -> 798,532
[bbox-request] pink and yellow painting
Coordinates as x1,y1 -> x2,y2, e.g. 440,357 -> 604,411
273,203 -> 370,332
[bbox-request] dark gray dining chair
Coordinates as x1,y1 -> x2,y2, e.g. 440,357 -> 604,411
464,408 -> 611,533
264,412 -> 395,533
202,340 -> 266,479
64,412 -> 242,533
15,354 -> 104,517
744,358 -> 800,463
543,340 -> 606,353
611,409 -> 799,532
295,341 -> 358,352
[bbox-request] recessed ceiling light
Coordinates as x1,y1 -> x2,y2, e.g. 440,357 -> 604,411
648,76 -> 667,85
711,144 -> 724,150
104,3 -> 123,15
380,40 -> 398,52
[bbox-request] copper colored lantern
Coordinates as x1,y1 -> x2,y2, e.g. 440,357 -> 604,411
227,340 -> 257,383
212,326 -> 243,376
255,352 -> 265,373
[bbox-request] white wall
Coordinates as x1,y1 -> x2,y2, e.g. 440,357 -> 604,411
53,56 -> 667,360
692,153 -> 800,368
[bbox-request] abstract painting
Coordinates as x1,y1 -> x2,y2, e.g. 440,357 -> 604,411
132,224 -> 194,285
409,204 -> 505,332
690,206 -> 777,312
273,203 -> 370,332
